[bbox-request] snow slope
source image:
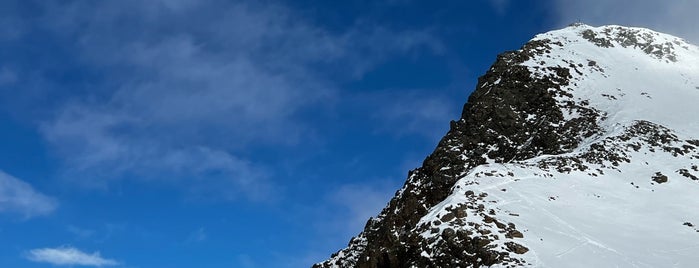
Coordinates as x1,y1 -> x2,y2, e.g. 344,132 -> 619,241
416,24 -> 699,267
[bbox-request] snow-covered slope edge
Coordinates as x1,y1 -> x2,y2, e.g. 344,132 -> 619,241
315,24 -> 699,267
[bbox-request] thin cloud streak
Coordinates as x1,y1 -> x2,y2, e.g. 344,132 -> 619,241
0,170 -> 57,218
25,246 -> 119,267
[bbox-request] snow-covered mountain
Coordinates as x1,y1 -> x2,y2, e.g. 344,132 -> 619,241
315,24 -> 699,267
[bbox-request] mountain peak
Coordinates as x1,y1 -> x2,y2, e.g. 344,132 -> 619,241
316,25 -> 699,267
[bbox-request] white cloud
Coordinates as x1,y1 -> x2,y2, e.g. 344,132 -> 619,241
26,246 -> 119,267
552,0 -> 699,43
26,1 -> 440,197
0,170 -> 57,218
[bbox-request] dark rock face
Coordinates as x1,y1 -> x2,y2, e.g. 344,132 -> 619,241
314,37 -> 603,268
581,26 -> 681,62
536,120 -> 699,175
504,242 -> 529,254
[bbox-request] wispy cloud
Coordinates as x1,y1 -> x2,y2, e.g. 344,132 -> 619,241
326,181 -> 398,234
281,181 -> 399,267
489,0 -> 510,15
0,67 -> 17,85
25,246 -> 119,267
365,90 -> 458,140
185,227 -> 208,244
67,225 -> 96,239
552,0 -> 699,43
0,170 -> 57,218
14,1 -> 440,198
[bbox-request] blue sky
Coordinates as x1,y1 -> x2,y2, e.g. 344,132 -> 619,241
0,0 -> 697,267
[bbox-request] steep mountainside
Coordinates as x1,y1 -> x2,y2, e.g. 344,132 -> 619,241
315,24 -> 699,267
